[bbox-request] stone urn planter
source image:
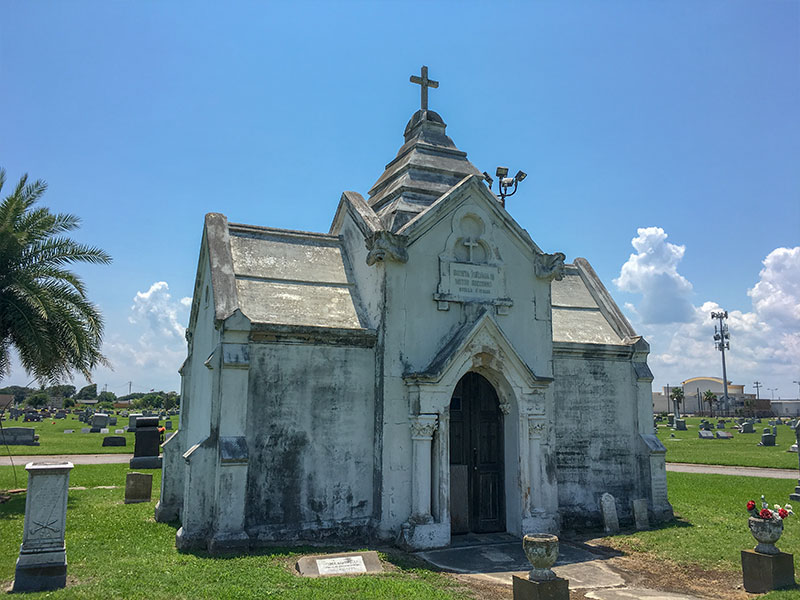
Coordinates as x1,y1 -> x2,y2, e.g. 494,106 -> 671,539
522,533 -> 559,580
748,516 -> 783,555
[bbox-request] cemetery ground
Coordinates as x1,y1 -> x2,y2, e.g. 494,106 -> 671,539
1,465 -> 799,598
658,417 -> 800,469
0,417 -> 173,455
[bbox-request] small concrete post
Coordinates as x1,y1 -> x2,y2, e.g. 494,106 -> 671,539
13,461 -> 74,592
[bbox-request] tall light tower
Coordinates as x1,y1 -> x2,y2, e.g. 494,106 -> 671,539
711,310 -> 730,416
794,380 -> 800,399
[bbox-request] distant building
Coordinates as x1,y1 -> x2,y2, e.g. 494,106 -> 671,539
770,401 -> 800,417
652,377 -> 762,416
0,394 -> 13,411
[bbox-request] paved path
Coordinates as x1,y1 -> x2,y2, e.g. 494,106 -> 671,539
667,462 -> 798,479
417,536 -> 706,599
0,453 -> 132,466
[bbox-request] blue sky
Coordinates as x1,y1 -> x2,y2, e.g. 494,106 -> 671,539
2,1 -> 798,399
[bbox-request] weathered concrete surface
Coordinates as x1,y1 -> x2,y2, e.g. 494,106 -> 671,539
417,537 -> 704,599
666,463 -> 798,479
0,454 -> 131,466
586,590 -> 704,599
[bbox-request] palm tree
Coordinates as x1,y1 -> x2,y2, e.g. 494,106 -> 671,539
703,390 -> 717,418
0,169 -> 111,384
669,386 -> 685,418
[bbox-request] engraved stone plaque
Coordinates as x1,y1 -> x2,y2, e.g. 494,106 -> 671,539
296,551 -> 382,577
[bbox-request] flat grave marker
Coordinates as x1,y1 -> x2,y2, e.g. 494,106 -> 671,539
296,551 -> 382,577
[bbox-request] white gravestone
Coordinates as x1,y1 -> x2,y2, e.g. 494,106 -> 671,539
295,551 -> 383,577
600,492 -> 619,534
13,461 -> 74,592
632,498 -> 650,530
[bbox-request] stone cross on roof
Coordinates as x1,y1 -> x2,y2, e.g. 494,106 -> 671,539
410,65 -> 439,111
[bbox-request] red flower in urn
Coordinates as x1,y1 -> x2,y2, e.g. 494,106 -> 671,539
760,508 -> 774,519
779,508 -> 789,519
746,494 -> 794,555
747,500 -> 756,511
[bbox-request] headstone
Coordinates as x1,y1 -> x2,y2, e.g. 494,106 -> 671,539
91,413 -> 109,429
0,427 -> 39,446
716,431 -> 734,439
128,413 -> 142,432
296,551 -> 383,577
667,414 -> 674,426
12,461 -> 73,592
165,420 -> 173,430
63,430 -> 74,434
124,472 -> 153,504
129,416 -> 162,469
600,492 -> 619,534
717,421 -> 725,429
773,426 -> 778,436
764,427 -> 772,434
674,419 -> 687,431
102,436 -> 126,447
115,428 -> 124,434
761,433 -> 776,447
100,428 -> 109,434
109,417 -> 117,426
789,443 -> 798,453
741,423 -> 755,433
632,498 -> 649,530
698,430 -> 714,440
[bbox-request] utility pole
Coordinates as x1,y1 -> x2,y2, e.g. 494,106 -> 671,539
712,311 -> 731,416
794,380 -> 800,399
754,381 -> 762,400
127,381 -> 132,396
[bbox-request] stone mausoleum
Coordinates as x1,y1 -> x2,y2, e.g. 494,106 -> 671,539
156,68 -> 672,552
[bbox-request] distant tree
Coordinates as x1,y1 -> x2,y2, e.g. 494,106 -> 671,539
743,396 -> 755,418
669,387 -> 685,416
163,392 -> 179,411
63,397 -> 75,408
97,400 -> 114,411
0,385 -> 33,404
46,384 -> 76,398
25,391 -> 48,408
75,383 -> 97,400
703,390 -> 717,417
97,390 -> 116,403
0,168 -> 111,384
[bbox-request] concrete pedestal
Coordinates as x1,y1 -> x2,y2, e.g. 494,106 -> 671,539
12,462 -> 73,593
512,575 -> 569,600
741,549 -> 794,593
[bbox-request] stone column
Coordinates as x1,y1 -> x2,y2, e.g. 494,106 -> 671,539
410,414 -> 438,521
13,461 -> 74,592
399,413 -> 449,550
523,414 -> 559,534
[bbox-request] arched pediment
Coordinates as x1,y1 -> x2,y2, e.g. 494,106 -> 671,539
404,309 -> 552,415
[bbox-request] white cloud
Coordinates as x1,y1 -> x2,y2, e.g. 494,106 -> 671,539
748,246 -> 800,327
100,281 -> 191,392
614,227 -> 694,324
620,237 -> 800,399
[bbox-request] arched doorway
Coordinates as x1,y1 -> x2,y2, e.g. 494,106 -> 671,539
449,372 -> 505,534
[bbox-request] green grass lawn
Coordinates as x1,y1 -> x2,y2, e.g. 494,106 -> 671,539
0,464 -> 474,599
0,415 -> 176,455
3,465 -> 800,598
658,416 -> 800,469
608,472 -> 800,599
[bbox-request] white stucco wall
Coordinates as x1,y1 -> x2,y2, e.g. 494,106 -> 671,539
244,342 -> 376,541
552,353 -> 647,527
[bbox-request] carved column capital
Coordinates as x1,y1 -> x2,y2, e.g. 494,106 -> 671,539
528,416 -> 546,439
410,414 -> 438,440
498,401 -> 512,416
366,231 -> 408,266
534,252 -> 566,281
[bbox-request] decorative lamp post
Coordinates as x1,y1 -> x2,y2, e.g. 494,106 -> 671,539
711,311 -> 731,416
